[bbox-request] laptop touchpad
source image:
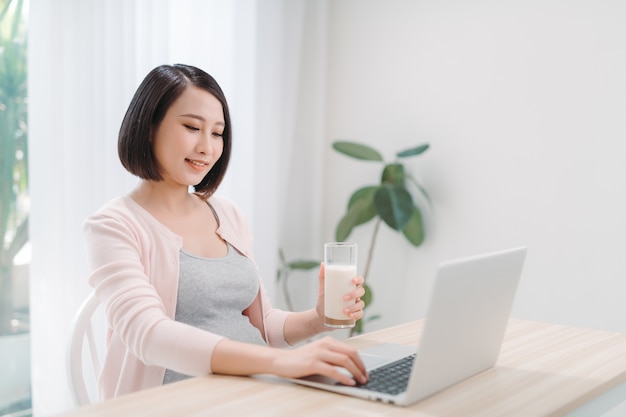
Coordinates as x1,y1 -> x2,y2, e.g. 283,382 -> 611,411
359,343 -> 417,370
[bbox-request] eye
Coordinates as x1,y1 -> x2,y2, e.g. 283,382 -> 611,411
212,131 -> 224,138
184,124 -> 200,132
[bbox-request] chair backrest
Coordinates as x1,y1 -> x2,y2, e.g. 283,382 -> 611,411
67,291 -> 103,406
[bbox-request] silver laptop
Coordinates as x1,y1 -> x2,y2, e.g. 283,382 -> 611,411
289,246 -> 527,406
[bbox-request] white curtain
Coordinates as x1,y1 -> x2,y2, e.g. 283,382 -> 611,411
28,0 -> 327,415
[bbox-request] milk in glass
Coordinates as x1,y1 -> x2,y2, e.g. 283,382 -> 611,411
324,242 -> 357,328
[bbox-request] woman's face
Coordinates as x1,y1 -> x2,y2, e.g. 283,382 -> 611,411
151,85 -> 225,188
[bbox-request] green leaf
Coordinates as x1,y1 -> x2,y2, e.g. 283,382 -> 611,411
354,319 -> 363,334
332,141 -> 384,162
335,187 -> 379,241
353,283 -> 374,335
361,283 -> 373,307
396,143 -> 430,158
288,260 -> 320,270
381,163 -> 405,186
365,314 -> 382,324
406,174 -> 433,208
374,184 -> 415,230
336,212 -> 355,241
402,207 -> 425,246
347,186 -> 378,225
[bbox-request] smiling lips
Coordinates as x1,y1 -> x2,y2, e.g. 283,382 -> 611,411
185,158 -> 209,171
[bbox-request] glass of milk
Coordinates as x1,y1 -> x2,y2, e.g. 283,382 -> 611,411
323,242 -> 357,328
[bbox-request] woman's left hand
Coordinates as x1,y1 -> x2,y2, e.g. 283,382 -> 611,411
315,263 -> 366,325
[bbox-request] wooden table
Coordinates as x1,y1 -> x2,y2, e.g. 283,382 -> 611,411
56,319 -> 626,417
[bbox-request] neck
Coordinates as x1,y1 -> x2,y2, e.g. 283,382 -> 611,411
130,180 -> 199,215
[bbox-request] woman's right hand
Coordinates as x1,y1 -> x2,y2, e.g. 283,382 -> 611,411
211,337 -> 368,386
271,337 -> 368,386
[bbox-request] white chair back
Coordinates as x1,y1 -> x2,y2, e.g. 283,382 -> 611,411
67,291 -> 104,406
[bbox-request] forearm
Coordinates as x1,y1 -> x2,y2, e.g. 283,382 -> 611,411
211,339 -> 277,376
211,335 -> 368,386
283,309 -> 329,345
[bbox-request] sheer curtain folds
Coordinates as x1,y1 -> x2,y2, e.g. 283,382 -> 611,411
29,0 -> 326,415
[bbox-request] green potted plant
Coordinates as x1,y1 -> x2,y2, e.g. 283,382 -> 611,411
332,140 -> 430,334
0,0 -> 31,414
0,0 -> 29,336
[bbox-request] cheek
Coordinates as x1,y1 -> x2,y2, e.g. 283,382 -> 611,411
216,139 -> 226,156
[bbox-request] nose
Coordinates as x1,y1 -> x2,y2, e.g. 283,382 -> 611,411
196,132 -> 215,156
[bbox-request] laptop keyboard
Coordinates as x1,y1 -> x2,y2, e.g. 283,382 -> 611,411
352,354 -> 416,395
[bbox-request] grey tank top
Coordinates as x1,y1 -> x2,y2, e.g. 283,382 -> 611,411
163,243 -> 267,384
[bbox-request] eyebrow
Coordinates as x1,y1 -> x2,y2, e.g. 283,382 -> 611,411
178,114 -> 225,126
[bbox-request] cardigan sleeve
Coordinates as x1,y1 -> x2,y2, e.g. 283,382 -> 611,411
83,209 -> 225,377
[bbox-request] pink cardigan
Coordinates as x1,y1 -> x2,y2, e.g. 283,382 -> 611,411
83,195 -> 291,400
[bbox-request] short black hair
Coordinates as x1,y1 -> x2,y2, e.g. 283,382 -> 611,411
118,64 -> 232,199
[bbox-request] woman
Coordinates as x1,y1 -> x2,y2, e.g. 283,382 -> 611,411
83,64 -> 368,401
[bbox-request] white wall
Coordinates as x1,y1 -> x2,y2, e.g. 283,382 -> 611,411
323,0 -> 626,333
